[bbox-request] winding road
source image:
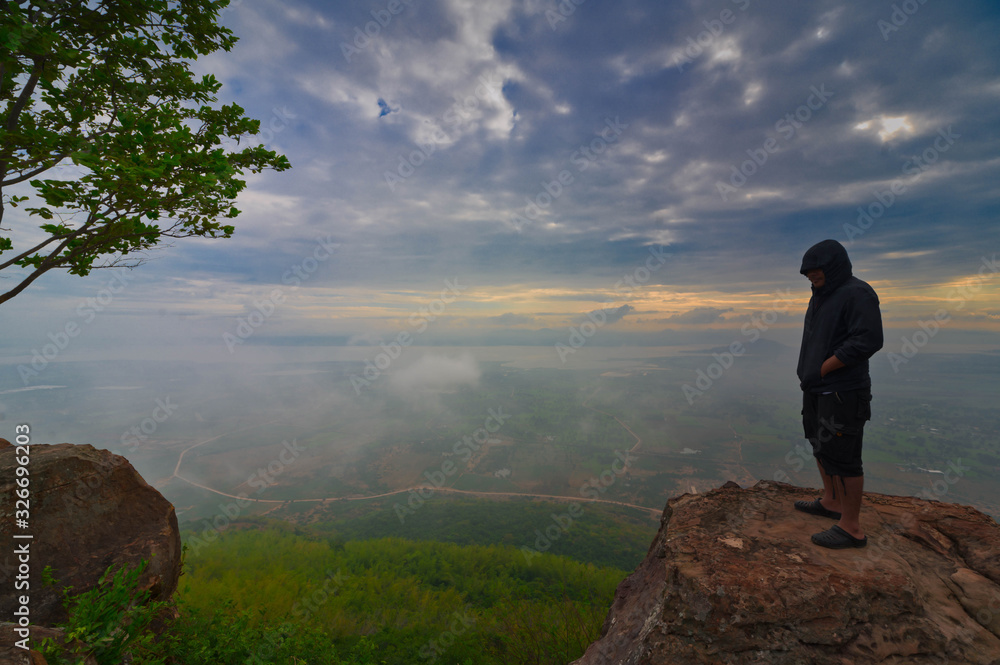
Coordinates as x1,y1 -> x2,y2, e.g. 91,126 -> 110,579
169,402 -> 663,518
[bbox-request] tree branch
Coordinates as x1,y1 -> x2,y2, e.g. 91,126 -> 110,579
0,231 -> 70,271
0,154 -> 71,187
0,261 -> 55,305
3,62 -> 43,135
0,210 -> 98,271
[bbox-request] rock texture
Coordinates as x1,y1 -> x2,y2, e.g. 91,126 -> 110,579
0,443 -> 181,629
573,480 -> 1000,665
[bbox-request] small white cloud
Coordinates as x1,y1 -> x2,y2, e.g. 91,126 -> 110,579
709,37 -> 741,66
877,116 -> 914,141
854,115 -> 915,142
389,352 -> 480,395
880,250 -> 935,260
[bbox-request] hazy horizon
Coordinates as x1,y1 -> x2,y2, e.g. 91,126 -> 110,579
3,341 -> 998,522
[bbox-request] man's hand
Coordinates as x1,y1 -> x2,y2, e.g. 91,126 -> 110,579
820,355 -> 846,378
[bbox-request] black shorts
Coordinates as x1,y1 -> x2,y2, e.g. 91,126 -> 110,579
802,389 -> 872,478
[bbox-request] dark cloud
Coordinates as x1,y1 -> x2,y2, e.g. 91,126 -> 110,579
487,312 -> 537,325
182,0 -> 1000,298
578,304 -> 636,326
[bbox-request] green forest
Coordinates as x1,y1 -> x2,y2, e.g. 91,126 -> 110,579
45,521 -> 634,664
225,495 -> 660,571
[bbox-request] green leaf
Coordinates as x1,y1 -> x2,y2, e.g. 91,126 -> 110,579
26,207 -> 55,220
0,0 -> 290,306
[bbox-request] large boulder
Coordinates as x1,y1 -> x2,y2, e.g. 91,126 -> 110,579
573,480 -> 1000,664
0,443 -> 181,632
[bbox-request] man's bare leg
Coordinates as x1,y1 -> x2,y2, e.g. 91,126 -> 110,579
816,459 -> 842,513
836,474 -> 865,539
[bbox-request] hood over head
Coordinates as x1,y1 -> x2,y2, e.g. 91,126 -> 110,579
800,239 -> 853,294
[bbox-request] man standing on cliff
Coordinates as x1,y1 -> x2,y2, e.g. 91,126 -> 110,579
794,239 -> 883,549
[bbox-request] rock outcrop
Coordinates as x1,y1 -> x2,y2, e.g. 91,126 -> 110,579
573,480 -> 1000,665
0,443 -> 181,660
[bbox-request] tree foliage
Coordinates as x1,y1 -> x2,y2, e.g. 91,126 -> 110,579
45,527 -> 624,664
172,527 -> 622,665
0,0 -> 290,305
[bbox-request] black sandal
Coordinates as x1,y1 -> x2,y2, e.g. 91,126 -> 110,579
794,498 -> 842,519
811,524 -> 867,549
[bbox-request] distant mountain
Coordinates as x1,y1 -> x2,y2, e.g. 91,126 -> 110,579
681,337 -> 790,356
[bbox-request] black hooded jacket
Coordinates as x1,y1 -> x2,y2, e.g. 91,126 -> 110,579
797,239 -> 883,393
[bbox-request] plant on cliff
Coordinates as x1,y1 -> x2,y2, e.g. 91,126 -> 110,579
39,559 -> 170,665
0,0 -> 290,306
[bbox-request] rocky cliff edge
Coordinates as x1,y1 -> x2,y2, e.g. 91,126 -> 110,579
573,480 -> 1000,665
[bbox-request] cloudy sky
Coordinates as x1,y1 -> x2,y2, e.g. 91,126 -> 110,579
3,0 -> 1000,366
